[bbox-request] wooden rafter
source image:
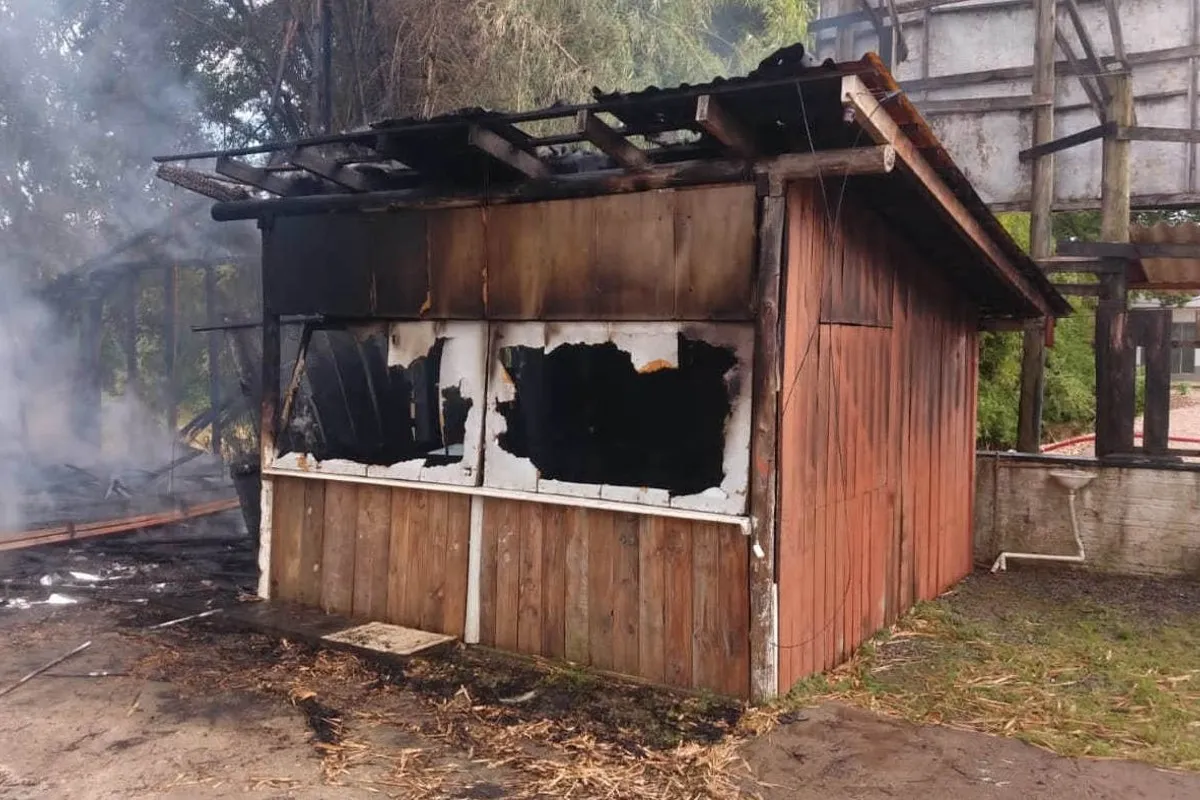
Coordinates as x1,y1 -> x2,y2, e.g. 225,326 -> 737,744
1018,122 -> 1115,162
1055,26 -> 1108,121
215,155 -> 296,195
288,147 -> 377,192
840,74 -> 1057,317
1103,0 -> 1128,65
575,110 -> 651,172
467,124 -> 551,179
695,95 -> 758,159
1062,0 -> 1112,102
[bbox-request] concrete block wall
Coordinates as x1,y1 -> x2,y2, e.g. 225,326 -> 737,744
974,453 -> 1200,579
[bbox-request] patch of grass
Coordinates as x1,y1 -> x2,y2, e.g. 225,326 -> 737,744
783,576 -> 1200,770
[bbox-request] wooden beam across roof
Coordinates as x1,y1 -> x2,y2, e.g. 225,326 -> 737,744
215,155 -> 296,195
467,124 -> 551,179
575,110 -> 652,172
1054,26 -> 1108,121
839,74 -> 1057,317
288,147 -> 377,192
1059,240 -> 1200,259
212,145 -> 895,220
696,95 -> 758,159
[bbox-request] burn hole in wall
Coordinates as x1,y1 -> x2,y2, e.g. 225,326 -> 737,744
278,328 -> 472,466
496,334 -> 737,496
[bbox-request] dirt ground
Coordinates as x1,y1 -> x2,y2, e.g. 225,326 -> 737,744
3,598 -> 1199,799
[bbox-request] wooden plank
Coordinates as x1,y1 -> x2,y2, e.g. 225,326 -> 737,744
819,325 -> 837,671
1018,122 -> 1114,163
611,513 -> 641,677
297,479 -> 327,607
691,523 -> 722,692
637,516 -> 666,685
749,191 -> 784,701
420,491 -> 450,632
442,495 -> 472,638
674,185 -> 756,319
841,75 -> 1056,318
398,489 -> 430,628
587,511 -> 617,671
468,124 -> 551,179
353,485 -> 393,620
288,147 -> 379,192
590,191 -> 676,318
695,95 -> 758,158
718,524 -> 751,697
576,110 -> 651,172
320,481 -> 359,615
215,155 -> 295,195
477,499 -> 500,646
564,508 -> 591,663
493,499 -> 522,652
270,477 -> 306,602
1118,126 -> 1200,144
516,502 -> 545,655
661,518 -> 694,689
428,208 -> 486,318
386,489 -> 413,627
540,505 -> 569,659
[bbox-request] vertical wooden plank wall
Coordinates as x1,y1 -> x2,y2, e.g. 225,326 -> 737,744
475,500 -> 750,697
777,181 -> 978,691
270,477 -> 471,637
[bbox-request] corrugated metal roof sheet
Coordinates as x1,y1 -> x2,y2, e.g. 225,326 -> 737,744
1131,221 -> 1200,289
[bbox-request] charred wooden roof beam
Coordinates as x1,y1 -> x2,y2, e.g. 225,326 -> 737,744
575,110 -> 652,172
288,147 -> 379,192
467,123 -> 552,179
695,95 -> 758,159
215,155 -> 299,195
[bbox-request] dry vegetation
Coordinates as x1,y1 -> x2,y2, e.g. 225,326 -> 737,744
783,570 -> 1200,770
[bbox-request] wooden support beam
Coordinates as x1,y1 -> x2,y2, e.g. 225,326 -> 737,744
1055,26 -> 1108,121
214,146 -> 896,220
288,147 -> 378,192
215,155 -> 297,195
1059,240 -> 1200,259
1018,122 -> 1115,163
575,110 -> 651,172
748,190 -> 784,702
1038,257 -> 1125,273
841,76 -> 1057,318
1102,0 -> 1127,64
1096,72 -> 1135,460
1063,0 -> 1112,102
920,94 -> 1052,115
467,124 -> 551,179
125,274 -> 138,394
204,266 -> 223,457
1134,310 -> 1172,455
164,266 -> 179,441
1052,283 -> 1102,295
1018,0 -> 1057,453
1117,125 -> 1200,143
695,95 -> 758,159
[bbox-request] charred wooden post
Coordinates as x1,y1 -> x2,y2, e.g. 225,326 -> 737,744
164,266 -> 179,441
749,185 -> 785,702
1017,0 -> 1058,454
258,285 -> 282,599
204,266 -> 223,457
125,274 -> 139,392
1096,72 -> 1135,459
73,295 -> 104,446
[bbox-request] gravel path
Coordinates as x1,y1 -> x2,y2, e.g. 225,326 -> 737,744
1047,387 -> 1200,457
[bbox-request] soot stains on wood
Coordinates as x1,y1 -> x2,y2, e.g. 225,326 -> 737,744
496,334 -> 736,496
279,329 -> 473,467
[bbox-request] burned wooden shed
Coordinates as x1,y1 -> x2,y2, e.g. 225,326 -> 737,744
158,51 -> 1068,699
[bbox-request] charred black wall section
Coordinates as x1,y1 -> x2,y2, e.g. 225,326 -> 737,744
496,334 -> 736,496
278,328 -> 472,466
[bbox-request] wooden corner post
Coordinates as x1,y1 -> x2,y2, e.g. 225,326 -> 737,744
1017,0 -> 1057,453
749,183 -> 785,702
1096,70 -> 1135,458
258,220 -> 281,600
